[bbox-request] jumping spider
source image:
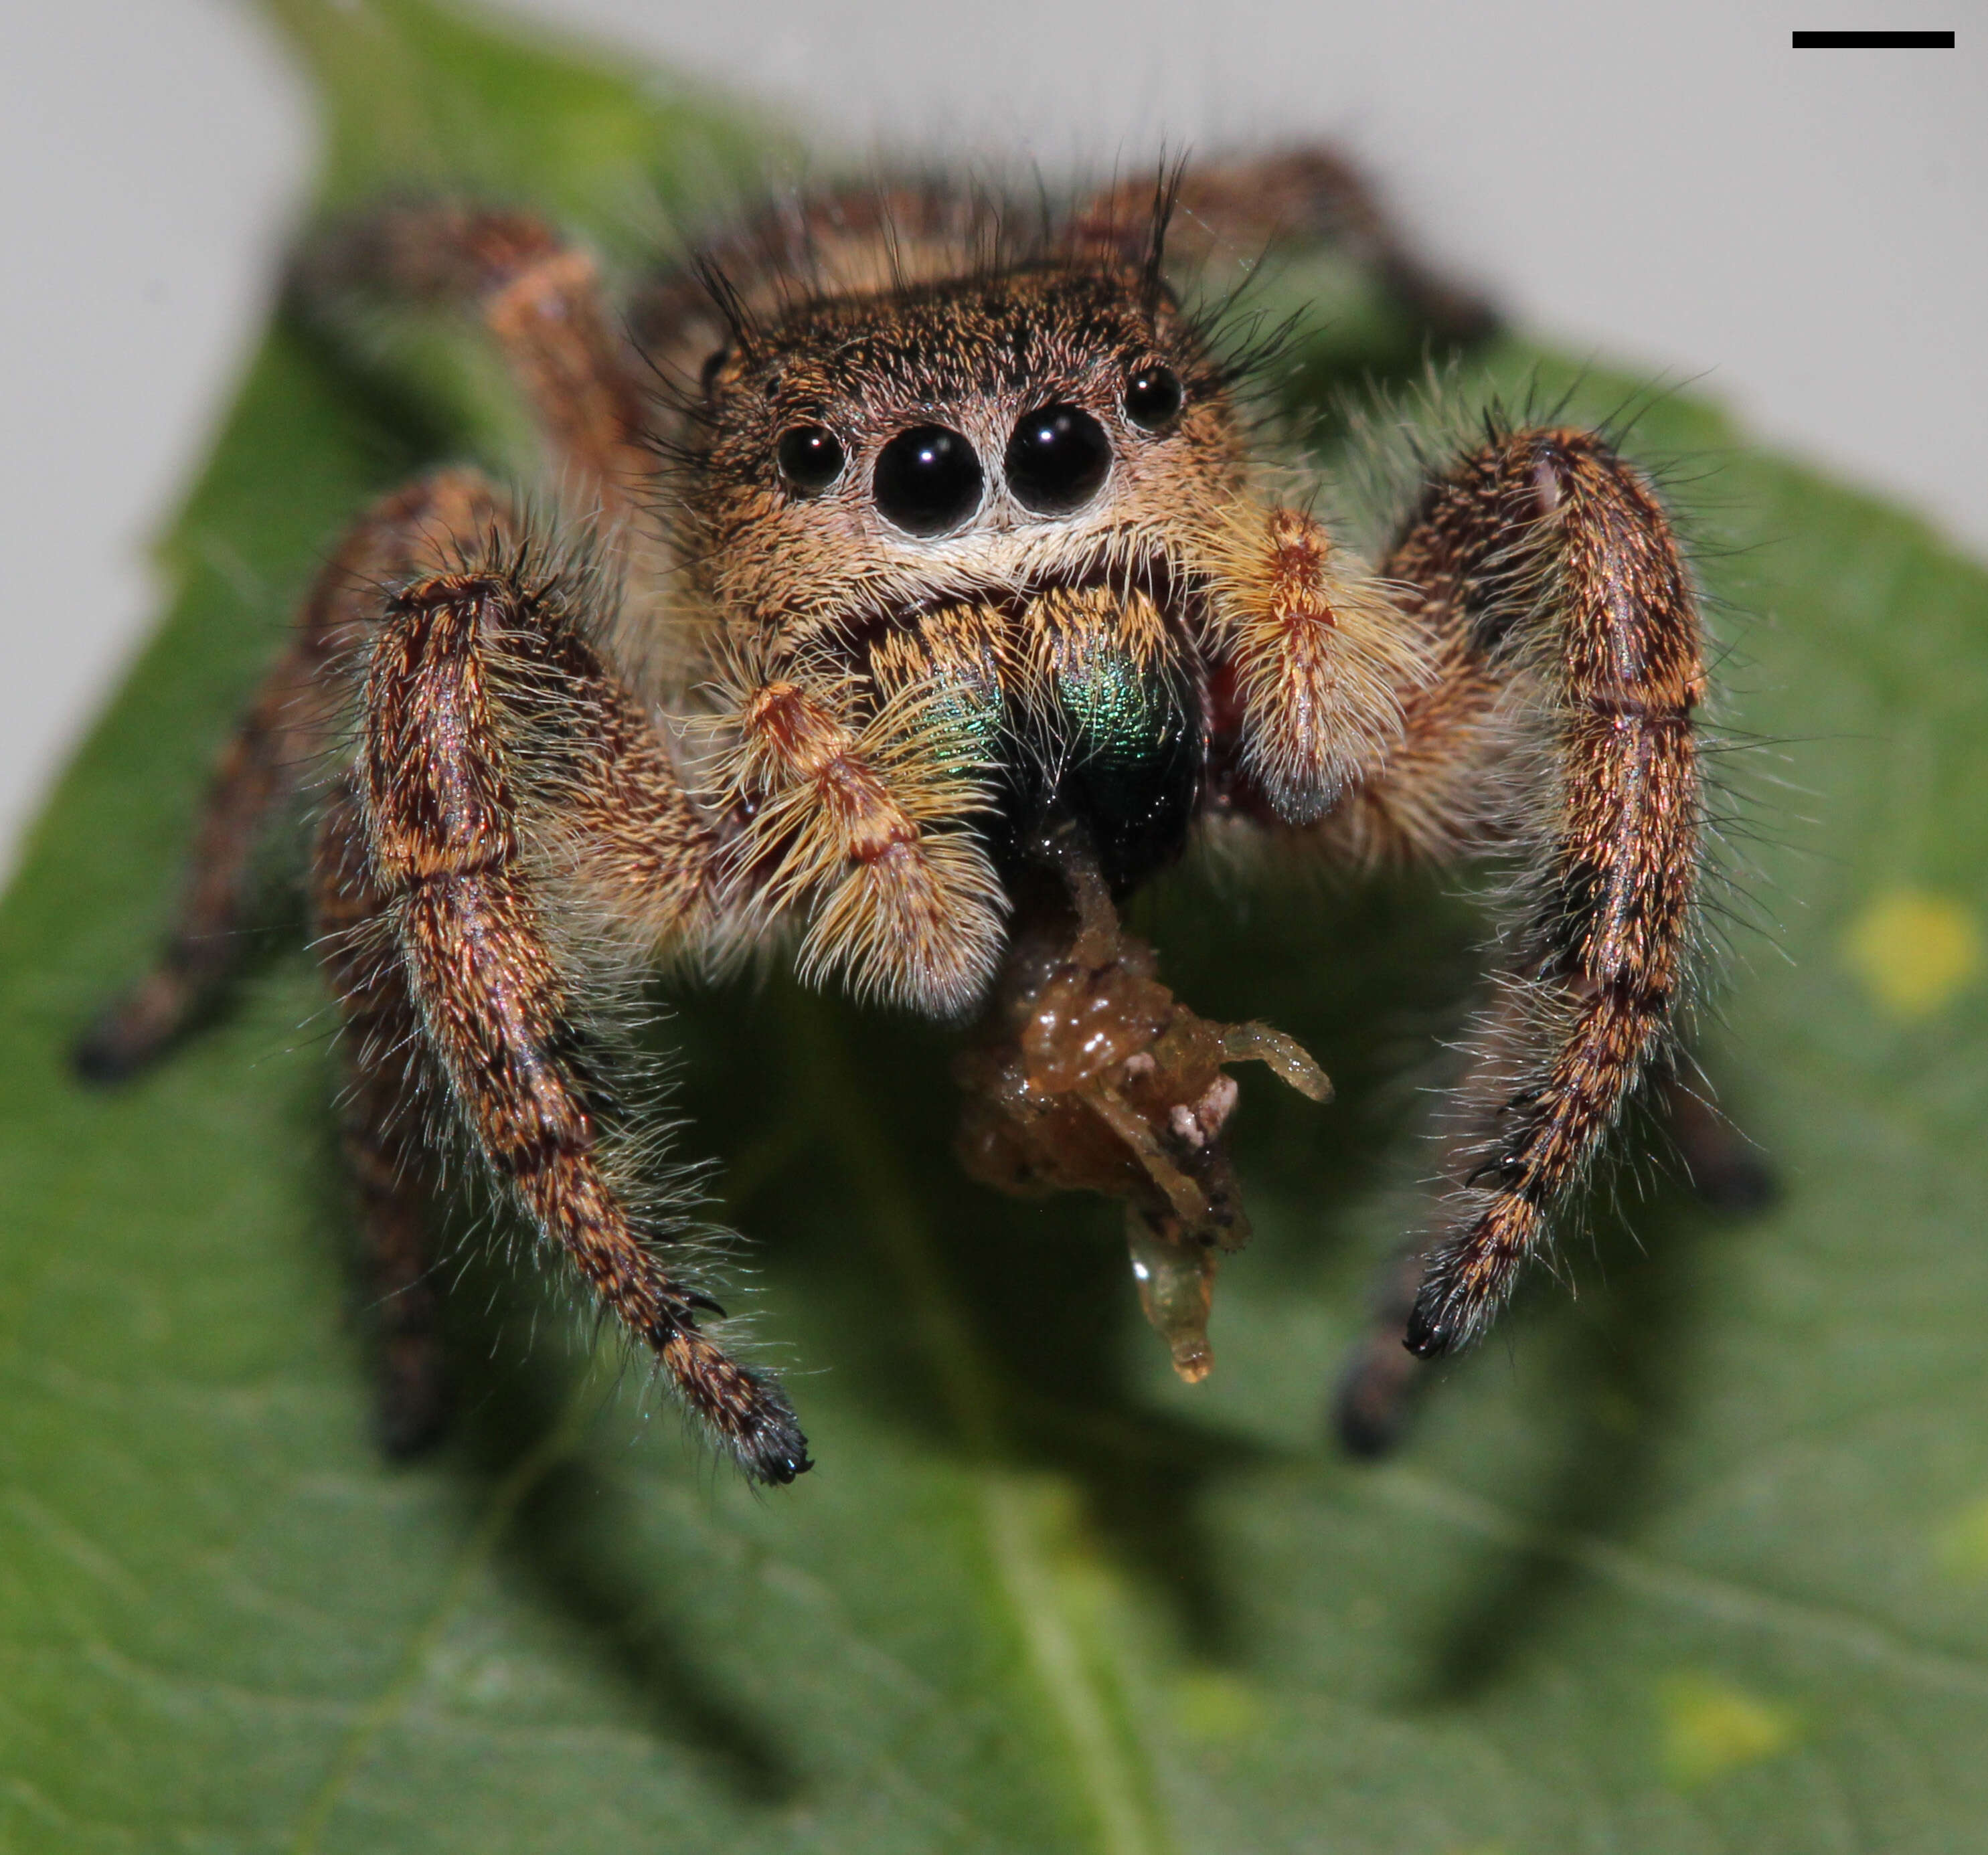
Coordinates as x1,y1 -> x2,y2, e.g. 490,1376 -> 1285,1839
80,153 -> 1711,1484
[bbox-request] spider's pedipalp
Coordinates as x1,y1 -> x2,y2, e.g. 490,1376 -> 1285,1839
1200,501 -> 1432,822
720,666 -> 1008,1017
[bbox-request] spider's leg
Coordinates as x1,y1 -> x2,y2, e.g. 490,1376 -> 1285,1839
315,778 -> 452,1456
293,206 -> 653,511
1333,1065 -> 1767,1458
1285,429 -> 1703,1397
75,472 -> 504,1080
720,639 -> 1007,1018
1658,1067 -> 1774,1214
1069,148 -> 1498,344
347,490 -> 808,1482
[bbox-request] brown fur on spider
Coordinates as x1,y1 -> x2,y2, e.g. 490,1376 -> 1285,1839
78,153 -> 1712,1485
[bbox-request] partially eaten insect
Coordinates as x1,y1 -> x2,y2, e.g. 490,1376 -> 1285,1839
78,152 -> 1710,1483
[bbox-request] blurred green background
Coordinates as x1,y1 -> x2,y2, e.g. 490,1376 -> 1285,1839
3,4 -> 1985,1850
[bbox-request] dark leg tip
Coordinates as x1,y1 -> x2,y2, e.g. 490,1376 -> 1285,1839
1686,1149 -> 1778,1217
741,1404 -> 814,1486
752,1445 -> 814,1486
1332,1338 -> 1426,1460
1402,1299 -> 1458,1360
1660,1079 -> 1778,1217
71,973 -> 197,1086
72,1024 -> 143,1087
374,1347 -> 454,1460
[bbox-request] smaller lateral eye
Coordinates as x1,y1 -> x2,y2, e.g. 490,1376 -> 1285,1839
776,425 -> 846,496
1123,365 -> 1184,434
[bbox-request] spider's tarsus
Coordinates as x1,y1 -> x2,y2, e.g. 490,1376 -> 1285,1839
1687,1150 -> 1776,1216
741,1411 -> 814,1485
1661,1081 -> 1779,1216
1402,1288 -> 1467,1361
1331,1338 -> 1426,1459
374,1348 -> 454,1461
72,1000 -> 165,1086
72,963 -> 210,1085
72,1025 -> 139,1087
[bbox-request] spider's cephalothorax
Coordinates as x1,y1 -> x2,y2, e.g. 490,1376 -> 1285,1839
680,254 -> 1248,954
80,155 -> 1714,1479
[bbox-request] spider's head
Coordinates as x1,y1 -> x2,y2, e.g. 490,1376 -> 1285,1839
676,260 -> 1247,640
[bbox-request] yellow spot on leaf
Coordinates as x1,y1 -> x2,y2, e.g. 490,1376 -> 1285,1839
1934,1494 -> 1988,1581
1659,1672 -> 1801,1786
1843,889 -> 1983,1019
1169,1669 -> 1266,1743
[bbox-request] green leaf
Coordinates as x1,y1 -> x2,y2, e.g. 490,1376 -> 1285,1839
7,3 -> 1988,1850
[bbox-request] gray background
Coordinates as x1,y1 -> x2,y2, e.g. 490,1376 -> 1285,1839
2,0 -> 1981,879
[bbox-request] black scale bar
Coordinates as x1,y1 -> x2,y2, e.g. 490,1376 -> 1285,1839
1793,29 -> 1955,46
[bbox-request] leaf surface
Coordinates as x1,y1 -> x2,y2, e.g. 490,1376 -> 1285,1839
5,5 -> 1987,1850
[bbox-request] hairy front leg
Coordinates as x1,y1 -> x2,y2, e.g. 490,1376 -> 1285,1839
351,535 -> 809,1482
1341,426 -> 1705,1359
75,472 -> 505,1081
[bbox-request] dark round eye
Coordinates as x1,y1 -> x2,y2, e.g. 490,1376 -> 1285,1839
1003,404 -> 1112,515
775,425 -> 846,496
872,424 -> 984,536
1123,365 -> 1185,433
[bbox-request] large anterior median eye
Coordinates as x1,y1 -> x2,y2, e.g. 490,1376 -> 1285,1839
1004,404 -> 1111,515
873,424 -> 984,537
775,425 -> 846,495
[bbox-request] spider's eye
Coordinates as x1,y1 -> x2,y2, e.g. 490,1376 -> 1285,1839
1004,404 -> 1112,515
1123,365 -> 1184,434
872,424 -> 983,537
775,425 -> 846,496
